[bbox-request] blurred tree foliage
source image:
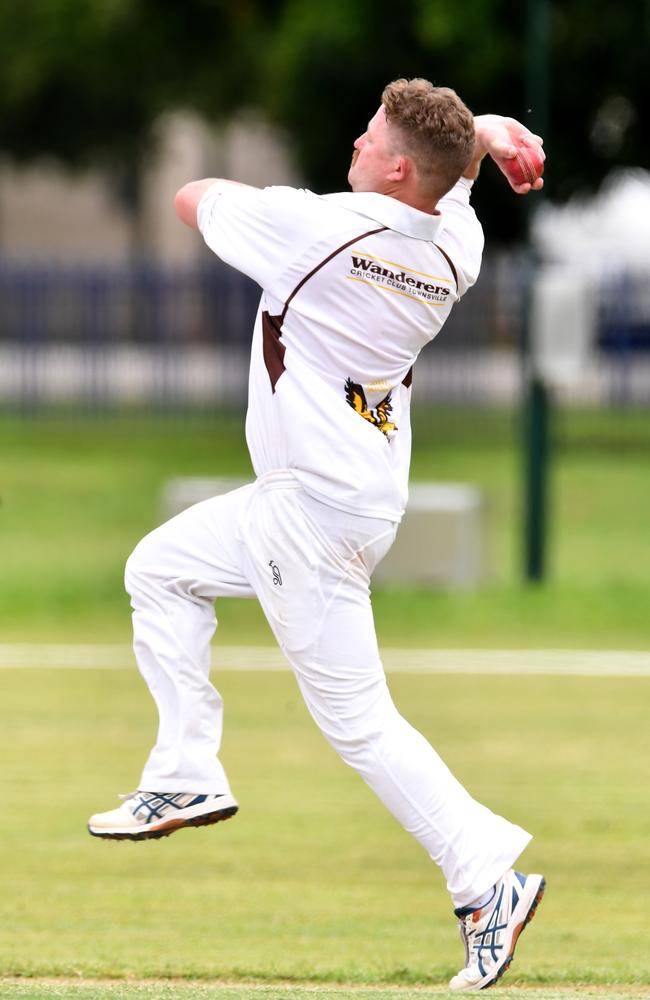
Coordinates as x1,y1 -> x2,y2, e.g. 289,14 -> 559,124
0,0 -> 647,240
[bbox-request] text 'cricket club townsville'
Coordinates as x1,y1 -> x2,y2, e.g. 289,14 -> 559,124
347,252 -> 453,305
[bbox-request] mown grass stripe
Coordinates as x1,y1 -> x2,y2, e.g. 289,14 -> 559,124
0,644 -> 649,676
2,980 -> 650,1000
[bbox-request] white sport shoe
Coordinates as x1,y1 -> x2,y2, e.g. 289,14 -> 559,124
449,869 -> 545,991
88,790 -> 239,841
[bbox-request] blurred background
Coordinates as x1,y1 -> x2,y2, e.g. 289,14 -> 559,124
0,0 -> 648,651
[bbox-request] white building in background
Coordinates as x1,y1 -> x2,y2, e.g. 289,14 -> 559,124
0,110 -> 303,263
530,169 -> 650,402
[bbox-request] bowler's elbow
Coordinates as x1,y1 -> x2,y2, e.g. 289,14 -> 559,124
174,183 -> 202,229
175,177 -> 254,229
175,178 -> 221,229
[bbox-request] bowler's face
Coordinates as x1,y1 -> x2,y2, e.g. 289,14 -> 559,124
348,106 -> 396,193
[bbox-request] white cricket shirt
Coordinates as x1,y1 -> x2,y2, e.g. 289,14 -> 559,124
197,179 -> 484,522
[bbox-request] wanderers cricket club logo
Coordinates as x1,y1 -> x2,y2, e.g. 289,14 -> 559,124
345,378 -> 396,437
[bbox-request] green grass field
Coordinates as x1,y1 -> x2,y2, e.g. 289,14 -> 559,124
0,409 -> 648,648
1,408 -> 649,997
1,664 -> 650,996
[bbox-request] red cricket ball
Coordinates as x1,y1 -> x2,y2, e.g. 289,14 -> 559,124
496,141 -> 545,188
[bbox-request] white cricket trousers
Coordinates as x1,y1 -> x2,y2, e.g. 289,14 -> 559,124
125,471 -> 531,907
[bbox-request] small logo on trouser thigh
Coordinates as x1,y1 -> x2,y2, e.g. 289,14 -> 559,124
269,560 -> 283,586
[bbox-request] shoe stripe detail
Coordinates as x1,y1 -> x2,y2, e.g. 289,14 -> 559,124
472,882 -> 507,967
132,792 -> 212,824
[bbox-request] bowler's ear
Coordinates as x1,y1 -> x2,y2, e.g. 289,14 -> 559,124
388,154 -> 411,183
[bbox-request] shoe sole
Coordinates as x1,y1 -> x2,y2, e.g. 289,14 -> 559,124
88,803 -> 239,841
481,875 -> 546,990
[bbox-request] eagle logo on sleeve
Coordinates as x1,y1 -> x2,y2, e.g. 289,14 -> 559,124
344,378 -> 397,436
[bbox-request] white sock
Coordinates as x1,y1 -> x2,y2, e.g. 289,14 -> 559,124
468,884 -> 496,911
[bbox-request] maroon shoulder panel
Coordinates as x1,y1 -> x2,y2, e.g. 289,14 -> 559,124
433,242 -> 458,290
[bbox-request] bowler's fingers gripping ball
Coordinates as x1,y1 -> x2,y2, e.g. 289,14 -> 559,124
495,134 -> 545,192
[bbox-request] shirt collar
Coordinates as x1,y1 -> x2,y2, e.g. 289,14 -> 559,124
321,191 -> 444,241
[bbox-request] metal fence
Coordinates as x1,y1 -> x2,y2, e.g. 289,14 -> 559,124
1,254 -> 649,431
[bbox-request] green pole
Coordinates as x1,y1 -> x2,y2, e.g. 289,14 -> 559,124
526,0 -> 549,140
523,376 -> 549,580
523,0 -> 550,582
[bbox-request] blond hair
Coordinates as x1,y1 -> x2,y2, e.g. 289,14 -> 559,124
382,78 -> 475,198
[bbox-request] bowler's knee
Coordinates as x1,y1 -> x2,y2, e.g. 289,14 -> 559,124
304,676 -> 401,755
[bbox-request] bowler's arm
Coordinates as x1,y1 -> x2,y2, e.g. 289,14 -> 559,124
174,179 -> 256,228
464,115 -> 545,194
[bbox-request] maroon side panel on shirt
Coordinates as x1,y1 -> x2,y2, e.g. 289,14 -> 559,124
261,312 -> 286,391
261,226 -> 388,392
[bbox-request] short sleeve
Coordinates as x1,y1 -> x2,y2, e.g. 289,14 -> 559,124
436,179 -> 485,294
197,182 -> 322,289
